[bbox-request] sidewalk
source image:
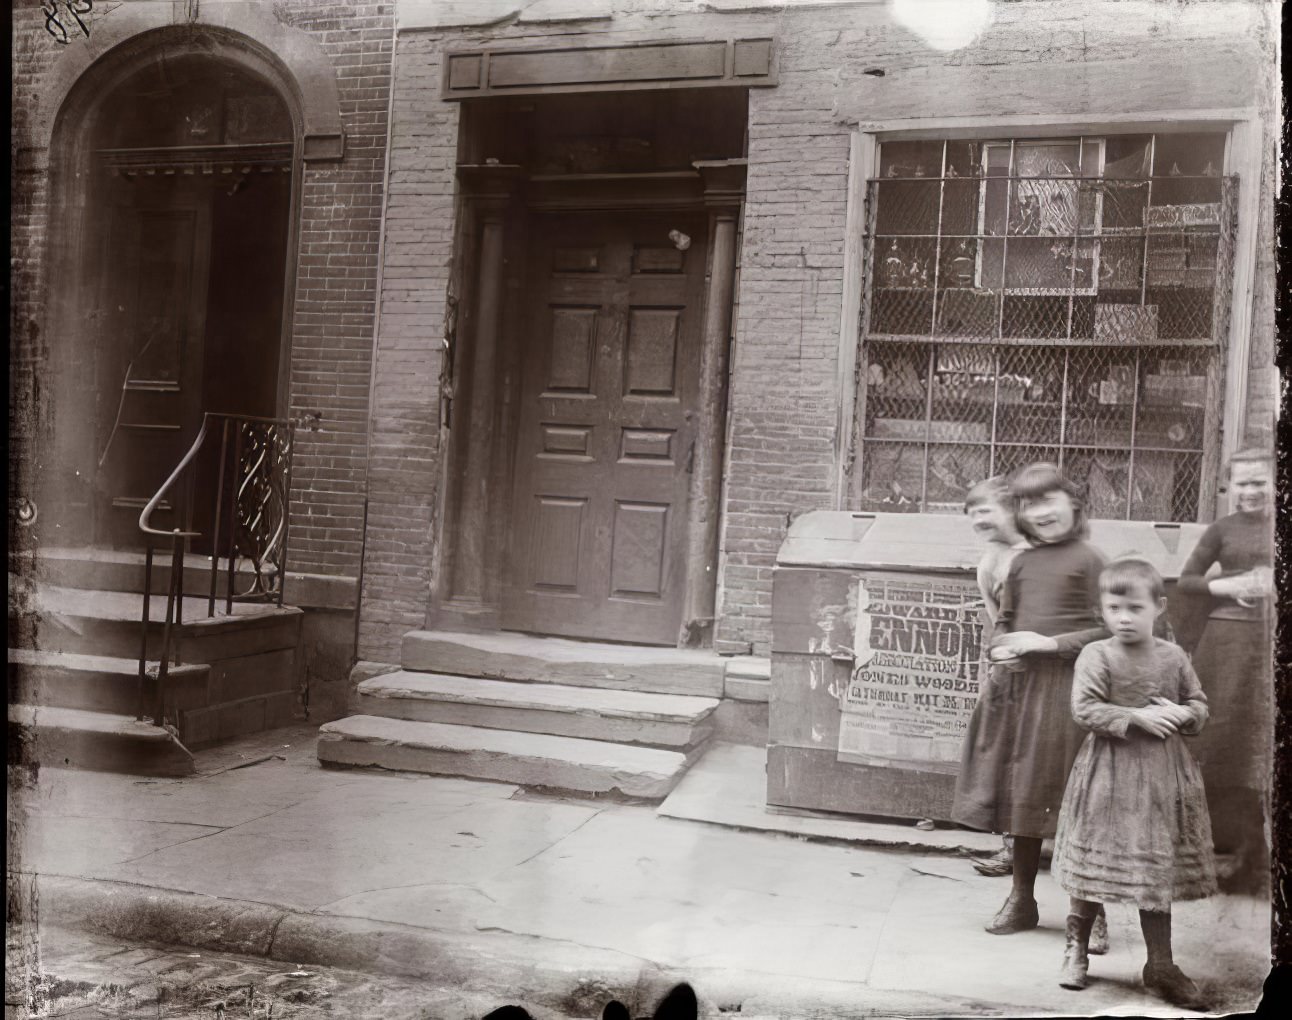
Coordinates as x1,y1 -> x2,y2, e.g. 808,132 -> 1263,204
9,725 -> 1270,1018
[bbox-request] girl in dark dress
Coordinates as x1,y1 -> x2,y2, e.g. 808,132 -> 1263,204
952,464 -> 1108,935
1174,448 -> 1275,889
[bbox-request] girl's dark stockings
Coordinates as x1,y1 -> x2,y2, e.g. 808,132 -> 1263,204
1011,835 -> 1042,897
1139,909 -> 1173,967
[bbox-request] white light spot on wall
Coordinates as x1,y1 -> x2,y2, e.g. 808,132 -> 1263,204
892,0 -> 993,51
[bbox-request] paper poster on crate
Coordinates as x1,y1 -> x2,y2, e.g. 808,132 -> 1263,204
837,574 -> 985,775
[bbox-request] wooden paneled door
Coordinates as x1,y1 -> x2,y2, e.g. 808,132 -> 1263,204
504,212 -> 709,645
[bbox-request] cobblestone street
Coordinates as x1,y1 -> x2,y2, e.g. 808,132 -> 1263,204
10,927 -> 575,1020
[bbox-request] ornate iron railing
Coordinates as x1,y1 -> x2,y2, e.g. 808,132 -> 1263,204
137,412 -> 296,726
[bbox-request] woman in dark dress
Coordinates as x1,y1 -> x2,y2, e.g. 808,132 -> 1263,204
1174,448 -> 1275,889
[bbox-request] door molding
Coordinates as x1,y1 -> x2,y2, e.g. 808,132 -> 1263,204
37,35 -> 302,548
429,163 -> 745,647
441,37 -> 776,101
21,2 -> 344,172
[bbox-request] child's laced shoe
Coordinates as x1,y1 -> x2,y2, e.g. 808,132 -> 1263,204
1058,915 -> 1091,990
985,891 -> 1039,934
1088,909 -> 1109,955
1143,962 -> 1204,1009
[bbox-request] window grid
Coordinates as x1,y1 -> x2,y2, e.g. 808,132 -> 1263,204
853,133 -> 1236,521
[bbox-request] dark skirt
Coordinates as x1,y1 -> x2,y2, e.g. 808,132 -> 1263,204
1187,616 -> 1273,854
1053,731 -> 1216,912
952,657 -> 1087,839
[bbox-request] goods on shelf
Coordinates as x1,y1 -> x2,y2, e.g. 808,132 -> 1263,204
1145,203 -> 1220,229
1093,303 -> 1158,343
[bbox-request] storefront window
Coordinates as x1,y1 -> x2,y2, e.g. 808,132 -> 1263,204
855,132 -> 1235,520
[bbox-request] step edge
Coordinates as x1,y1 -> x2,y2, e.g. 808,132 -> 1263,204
357,674 -> 720,720
8,648 -> 208,676
318,715 -> 691,768
401,630 -> 727,670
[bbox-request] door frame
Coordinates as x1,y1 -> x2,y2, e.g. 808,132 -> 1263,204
37,28 -> 313,547
429,161 -> 745,647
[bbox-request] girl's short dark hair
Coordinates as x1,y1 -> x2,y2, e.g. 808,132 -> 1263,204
1010,462 -> 1089,543
963,476 -> 1012,514
1100,556 -> 1166,601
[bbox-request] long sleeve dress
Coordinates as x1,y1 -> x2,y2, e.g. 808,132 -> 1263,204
952,536 -> 1108,839
1052,639 -> 1216,912
1173,509 -> 1274,853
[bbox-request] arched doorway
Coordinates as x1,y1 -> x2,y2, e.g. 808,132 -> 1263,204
46,48 -> 295,550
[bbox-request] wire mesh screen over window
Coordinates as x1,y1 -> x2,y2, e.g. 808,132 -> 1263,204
852,133 -> 1237,521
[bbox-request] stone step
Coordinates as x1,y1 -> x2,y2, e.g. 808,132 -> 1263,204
401,629 -> 725,697
9,703 -> 195,777
317,715 -> 692,799
14,546 -> 355,609
15,545 -> 253,597
9,581 -> 301,660
356,671 -> 719,747
8,648 -> 209,717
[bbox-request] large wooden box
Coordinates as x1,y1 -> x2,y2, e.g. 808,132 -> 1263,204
767,512 -> 1209,823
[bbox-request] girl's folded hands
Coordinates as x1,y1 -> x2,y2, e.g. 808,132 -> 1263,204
1130,703 -> 1181,739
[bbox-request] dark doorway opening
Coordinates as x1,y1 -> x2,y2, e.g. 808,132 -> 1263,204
56,54 -> 294,552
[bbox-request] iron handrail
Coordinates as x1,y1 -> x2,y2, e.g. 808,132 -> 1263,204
136,411 -> 296,727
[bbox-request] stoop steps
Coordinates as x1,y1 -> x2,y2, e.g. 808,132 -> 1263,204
10,548 -> 305,776
318,629 -> 726,799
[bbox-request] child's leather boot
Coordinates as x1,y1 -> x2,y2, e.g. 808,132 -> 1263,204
1088,908 -> 1110,955
1058,914 -> 1091,990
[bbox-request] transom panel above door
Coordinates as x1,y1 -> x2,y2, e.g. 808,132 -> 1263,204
504,212 -> 708,645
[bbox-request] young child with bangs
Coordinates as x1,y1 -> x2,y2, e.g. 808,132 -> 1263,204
1052,557 -> 1215,1009
952,463 -> 1109,941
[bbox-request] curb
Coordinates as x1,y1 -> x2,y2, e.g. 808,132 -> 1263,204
28,873 -> 994,1018
31,874 -> 656,1012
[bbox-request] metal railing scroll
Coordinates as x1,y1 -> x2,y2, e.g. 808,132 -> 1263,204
136,413 -> 296,726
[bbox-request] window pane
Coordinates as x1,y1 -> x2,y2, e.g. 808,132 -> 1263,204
870,237 -> 937,335
929,345 -> 995,443
1010,141 -> 1082,236
1096,235 -> 1146,293
1101,179 -> 1150,230
1001,294 -> 1071,339
1103,135 -> 1153,179
1134,452 -> 1201,521
1136,348 -> 1208,448
944,140 -> 983,179
1065,449 -> 1132,519
1150,132 -> 1225,207
996,347 -> 1063,445
865,342 -> 931,426
857,441 -> 926,512
874,179 -> 942,234
993,444 -> 1061,480
1064,347 -> 1137,447
936,238 -> 998,337
940,178 -> 981,236
878,140 -> 944,180
925,444 -> 990,512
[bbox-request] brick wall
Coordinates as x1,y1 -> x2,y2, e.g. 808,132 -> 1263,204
355,31 -> 458,661
9,0 -> 394,589
355,0 -> 1276,660
264,1 -> 394,579
10,10 -> 60,554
